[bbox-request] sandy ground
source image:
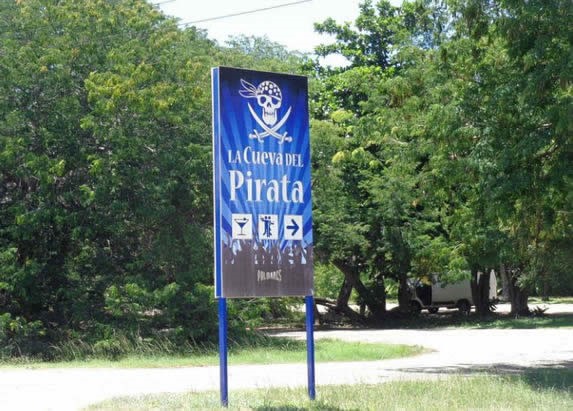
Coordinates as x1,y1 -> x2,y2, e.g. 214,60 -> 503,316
0,305 -> 571,410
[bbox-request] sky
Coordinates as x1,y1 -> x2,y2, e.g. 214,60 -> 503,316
155,0 -> 401,64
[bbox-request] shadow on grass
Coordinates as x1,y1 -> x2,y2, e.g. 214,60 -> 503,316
265,305 -> 573,333
471,314 -> 573,329
522,366 -> 573,392
253,404 -> 346,411
394,360 -> 573,394
361,312 -> 573,331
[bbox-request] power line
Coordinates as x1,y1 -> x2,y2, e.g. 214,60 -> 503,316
179,0 -> 312,26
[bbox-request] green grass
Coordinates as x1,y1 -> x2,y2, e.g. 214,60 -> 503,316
0,339 -> 424,369
376,312 -> 573,330
228,338 -> 424,364
473,314 -> 573,329
86,368 -> 573,410
529,296 -> 573,304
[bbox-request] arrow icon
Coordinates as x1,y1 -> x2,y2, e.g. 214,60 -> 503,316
284,215 -> 303,240
286,218 -> 299,236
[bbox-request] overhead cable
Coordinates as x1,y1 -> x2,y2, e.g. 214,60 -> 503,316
151,0 -> 177,5
179,0 -> 312,26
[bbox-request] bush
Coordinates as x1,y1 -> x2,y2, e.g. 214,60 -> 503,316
314,263 -> 344,299
0,313 -> 47,359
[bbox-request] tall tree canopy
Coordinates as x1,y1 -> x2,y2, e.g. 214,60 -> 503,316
0,0 -> 571,356
310,0 -> 572,319
0,0 -> 309,356
0,0 -> 221,355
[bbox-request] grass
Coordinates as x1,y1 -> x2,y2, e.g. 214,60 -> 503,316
473,314 -> 573,329
370,312 -> 573,330
529,296 -> 573,304
86,368 -> 573,410
0,338 -> 424,369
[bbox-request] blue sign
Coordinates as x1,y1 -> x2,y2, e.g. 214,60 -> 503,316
212,67 -> 313,298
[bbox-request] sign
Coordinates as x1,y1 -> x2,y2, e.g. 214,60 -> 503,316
212,67 -> 313,298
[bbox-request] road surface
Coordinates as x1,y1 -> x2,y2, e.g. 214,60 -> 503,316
0,305 -> 571,410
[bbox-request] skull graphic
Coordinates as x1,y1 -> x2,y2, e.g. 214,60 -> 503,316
239,78 -> 293,144
256,81 -> 282,126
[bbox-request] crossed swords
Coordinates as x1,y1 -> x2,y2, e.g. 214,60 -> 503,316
248,104 -> 293,144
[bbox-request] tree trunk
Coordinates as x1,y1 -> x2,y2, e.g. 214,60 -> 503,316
397,272 -> 410,312
336,277 -> 353,309
332,260 -> 385,318
508,268 -> 530,316
510,288 -> 530,316
375,275 -> 387,314
478,270 -> 491,315
499,264 -> 511,302
314,297 -> 365,324
313,300 -> 321,325
470,267 -> 491,316
542,270 -> 550,301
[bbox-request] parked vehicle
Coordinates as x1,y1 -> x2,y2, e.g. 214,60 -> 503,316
409,272 -> 497,314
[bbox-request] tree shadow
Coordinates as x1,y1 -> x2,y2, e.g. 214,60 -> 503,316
520,365 -> 573,392
253,403 -> 348,411
393,360 -> 573,393
313,312 -> 573,331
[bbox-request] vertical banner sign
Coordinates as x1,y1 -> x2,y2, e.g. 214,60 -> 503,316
212,67 -> 313,298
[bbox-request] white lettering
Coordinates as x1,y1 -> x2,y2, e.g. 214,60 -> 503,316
292,181 -> 303,203
280,175 -> 290,203
240,148 -> 295,167
229,170 -> 244,201
257,269 -> 282,282
246,170 -> 253,200
228,170 -> 304,203
267,179 -> 279,202
228,150 -> 241,164
255,178 -> 264,202
243,147 -> 252,164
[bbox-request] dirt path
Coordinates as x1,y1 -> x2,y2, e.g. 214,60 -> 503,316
0,309 -> 571,410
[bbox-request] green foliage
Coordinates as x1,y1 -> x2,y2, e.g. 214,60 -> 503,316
310,0 -> 572,315
314,263 -> 344,299
434,0 -> 573,307
224,35 -> 311,74
0,0 -> 570,357
0,313 -> 46,358
315,0 -> 403,69
0,0 -> 310,358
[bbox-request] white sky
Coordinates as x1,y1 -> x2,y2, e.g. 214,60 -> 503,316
156,0 -> 402,63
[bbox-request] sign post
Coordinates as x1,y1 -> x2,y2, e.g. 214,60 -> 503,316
218,297 -> 228,406
305,295 -> 316,400
212,67 -> 314,405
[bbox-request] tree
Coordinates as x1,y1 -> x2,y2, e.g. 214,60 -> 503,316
312,0 -> 573,319
312,118 -> 388,319
441,0 -> 573,314
311,1 -> 457,318
1,0 -> 314,355
0,0 -> 219,354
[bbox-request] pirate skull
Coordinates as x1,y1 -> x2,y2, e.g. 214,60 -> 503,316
256,81 -> 282,126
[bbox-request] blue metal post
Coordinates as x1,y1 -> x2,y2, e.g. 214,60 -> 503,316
218,297 -> 228,407
305,295 -> 316,400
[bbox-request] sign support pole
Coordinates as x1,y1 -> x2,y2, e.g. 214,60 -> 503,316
219,297 -> 228,407
305,295 -> 316,400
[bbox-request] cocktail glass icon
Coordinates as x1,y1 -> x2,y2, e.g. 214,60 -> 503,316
234,217 -> 249,236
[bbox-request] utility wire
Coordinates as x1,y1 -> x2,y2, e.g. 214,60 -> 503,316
151,0 -> 177,5
179,0 -> 312,26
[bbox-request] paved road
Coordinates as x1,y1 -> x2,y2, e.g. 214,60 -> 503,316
0,307 -> 571,410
